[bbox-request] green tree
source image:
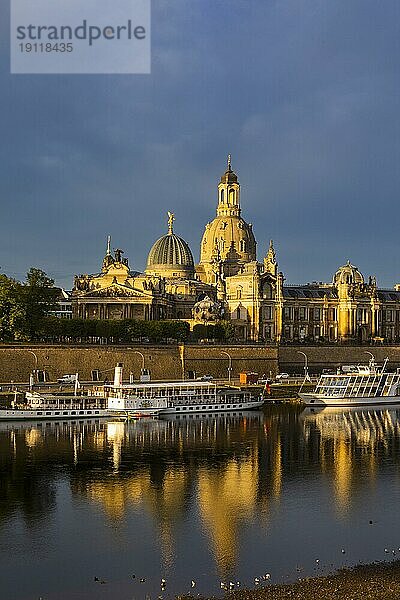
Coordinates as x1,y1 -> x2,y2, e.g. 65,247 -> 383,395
23,268 -> 58,339
0,275 -> 26,341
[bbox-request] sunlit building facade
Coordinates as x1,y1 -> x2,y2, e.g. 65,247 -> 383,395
71,159 -> 400,344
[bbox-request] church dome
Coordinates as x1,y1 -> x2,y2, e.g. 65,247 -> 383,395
146,213 -> 195,279
333,261 -> 364,285
200,215 -> 256,265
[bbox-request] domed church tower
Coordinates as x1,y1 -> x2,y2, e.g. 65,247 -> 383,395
197,156 -> 257,284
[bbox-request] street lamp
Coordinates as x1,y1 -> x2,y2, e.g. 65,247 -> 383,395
220,351 -> 232,384
133,350 -> 145,372
27,350 -> 38,389
365,351 -> 375,370
297,351 -> 310,381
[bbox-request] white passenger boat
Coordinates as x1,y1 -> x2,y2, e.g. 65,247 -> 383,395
106,364 -> 265,417
300,357 -> 400,407
0,391 -> 112,421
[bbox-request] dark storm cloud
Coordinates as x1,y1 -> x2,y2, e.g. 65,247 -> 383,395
0,0 -> 399,287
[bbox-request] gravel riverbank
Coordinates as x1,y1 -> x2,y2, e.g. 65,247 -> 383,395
179,560 -> 400,600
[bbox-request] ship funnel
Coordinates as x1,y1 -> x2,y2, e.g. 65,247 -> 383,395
114,363 -> 123,387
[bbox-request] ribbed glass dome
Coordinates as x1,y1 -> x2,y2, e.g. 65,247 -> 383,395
147,233 -> 194,269
146,213 -> 195,278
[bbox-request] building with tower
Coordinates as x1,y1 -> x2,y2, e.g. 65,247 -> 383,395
71,157 -> 400,344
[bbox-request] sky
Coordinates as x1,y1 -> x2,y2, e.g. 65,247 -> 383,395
0,0 -> 400,289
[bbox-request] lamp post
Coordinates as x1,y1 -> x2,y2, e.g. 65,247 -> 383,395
133,350 -> 145,372
27,350 -> 38,389
220,351 -> 232,384
297,351 -> 310,381
365,351 -> 375,369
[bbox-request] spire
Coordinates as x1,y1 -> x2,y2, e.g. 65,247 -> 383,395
264,240 -> 277,276
217,156 -> 240,217
102,235 -> 115,272
167,211 -> 175,235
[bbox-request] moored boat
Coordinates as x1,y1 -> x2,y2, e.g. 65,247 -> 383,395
106,364 -> 265,417
0,391 -> 112,421
300,357 -> 400,407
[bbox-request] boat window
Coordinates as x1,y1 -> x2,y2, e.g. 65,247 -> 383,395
71,411 -> 76,415
55,411 -> 60,415
176,407 -> 180,411
46,412 -> 51,415
63,411 -> 68,415
87,411 -> 92,414
37,412 -> 42,415
95,411 -> 99,414
79,411 -> 84,414
189,407 -> 193,410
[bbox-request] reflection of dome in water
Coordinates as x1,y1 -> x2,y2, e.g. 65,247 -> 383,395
146,213 -> 194,279
333,261 -> 364,285
192,296 -> 220,322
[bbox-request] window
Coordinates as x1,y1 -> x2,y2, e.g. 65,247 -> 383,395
237,287 -> 242,300
240,240 -> 247,252
264,325 -> 273,340
262,283 -> 272,299
313,308 -> 321,321
220,189 -> 224,203
284,306 -> 293,320
299,307 -> 307,320
263,305 -> 272,320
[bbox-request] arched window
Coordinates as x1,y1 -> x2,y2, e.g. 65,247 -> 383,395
220,189 -> 224,203
240,240 -> 247,253
229,189 -> 235,204
236,287 -> 242,300
262,283 -> 272,299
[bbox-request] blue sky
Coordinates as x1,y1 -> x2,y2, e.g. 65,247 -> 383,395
1,0 -> 399,288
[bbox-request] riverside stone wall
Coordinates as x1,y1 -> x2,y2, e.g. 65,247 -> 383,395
1,343 -> 398,383
0,345 -> 278,383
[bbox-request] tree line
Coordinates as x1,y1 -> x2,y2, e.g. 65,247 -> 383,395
39,318 -> 235,344
0,270 -> 236,343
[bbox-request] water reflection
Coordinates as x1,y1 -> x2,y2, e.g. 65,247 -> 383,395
300,405 -> 400,514
1,406 -> 400,598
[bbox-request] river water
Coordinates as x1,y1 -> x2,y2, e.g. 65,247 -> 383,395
1,404 -> 400,599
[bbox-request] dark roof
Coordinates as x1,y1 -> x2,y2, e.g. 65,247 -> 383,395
377,290 -> 400,302
283,286 -> 338,300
